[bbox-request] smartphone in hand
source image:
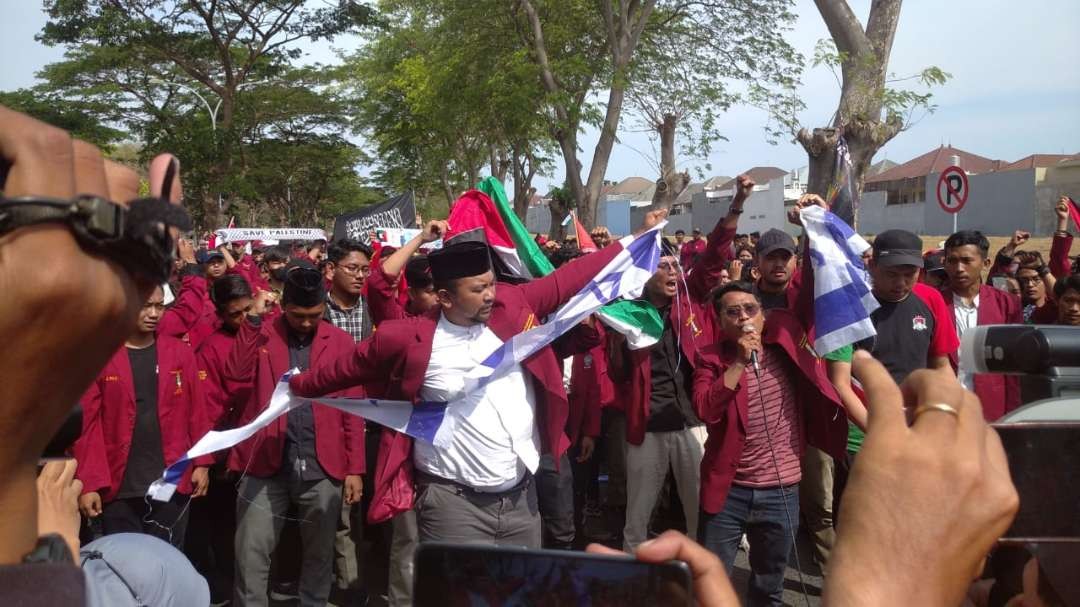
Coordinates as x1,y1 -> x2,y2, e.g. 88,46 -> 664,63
414,542 -> 693,607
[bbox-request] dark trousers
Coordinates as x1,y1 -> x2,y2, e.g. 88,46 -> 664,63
699,484 -> 800,607
185,466 -> 237,601
536,453 -> 575,549
414,472 -> 540,548
831,450 -> 857,529
101,493 -> 190,549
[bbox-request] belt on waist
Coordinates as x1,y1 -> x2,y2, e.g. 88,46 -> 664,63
414,470 -> 533,499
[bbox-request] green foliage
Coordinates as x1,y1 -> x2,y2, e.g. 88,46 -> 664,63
627,0 -> 803,163
19,0 -> 375,230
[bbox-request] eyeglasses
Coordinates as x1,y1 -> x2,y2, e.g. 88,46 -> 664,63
337,264 -> 371,276
722,303 -> 760,318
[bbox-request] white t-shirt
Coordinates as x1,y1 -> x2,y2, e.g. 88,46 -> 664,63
413,314 -> 539,491
953,293 -> 979,390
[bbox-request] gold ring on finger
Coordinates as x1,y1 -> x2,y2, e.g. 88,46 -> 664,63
914,402 -> 960,420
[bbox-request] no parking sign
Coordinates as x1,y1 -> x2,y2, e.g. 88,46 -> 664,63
937,166 -> 969,214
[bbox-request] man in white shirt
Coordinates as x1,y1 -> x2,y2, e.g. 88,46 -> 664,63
290,213 -> 666,546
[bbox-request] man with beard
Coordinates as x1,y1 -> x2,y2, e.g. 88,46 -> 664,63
290,210 -> 669,551
752,229 -> 799,312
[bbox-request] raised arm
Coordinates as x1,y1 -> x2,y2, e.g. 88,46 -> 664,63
223,315 -> 268,386
1050,197 -> 1074,279
687,175 -> 754,301
990,230 -> 1029,277
382,220 -> 446,279
158,269 -> 208,338
291,330 -> 389,398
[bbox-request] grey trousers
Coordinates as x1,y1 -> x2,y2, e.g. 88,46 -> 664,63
799,446 -> 835,570
387,509 -> 418,607
623,426 -> 707,550
415,473 -> 541,548
234,475 -> 342,607
333,502 -> 363,592
536,453 -> 575,549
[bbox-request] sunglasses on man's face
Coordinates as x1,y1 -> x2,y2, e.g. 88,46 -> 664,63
722,303 -> 760,319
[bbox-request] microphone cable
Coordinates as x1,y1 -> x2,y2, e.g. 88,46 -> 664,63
748,348 -> 812,607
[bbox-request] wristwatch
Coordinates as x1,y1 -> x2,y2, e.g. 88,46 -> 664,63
22,533 -> 73,564
0,194 -> 191,284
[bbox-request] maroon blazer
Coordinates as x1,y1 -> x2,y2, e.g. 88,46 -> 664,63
196,327 -> 250,431
941,284 -> 1023,420
692,309 -> 847,514
74,336 -> 211,503
366,262 -> 411,326
225,316 -> 366,480
290,242 -> 626,523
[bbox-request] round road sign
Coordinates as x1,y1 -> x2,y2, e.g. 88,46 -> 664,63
937,166 -> 969,214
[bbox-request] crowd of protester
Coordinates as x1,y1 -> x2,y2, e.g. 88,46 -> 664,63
1,103 -> 1070,607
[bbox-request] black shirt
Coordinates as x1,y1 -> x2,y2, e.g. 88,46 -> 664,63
117,343 -> 165,499
856,286 -> 943,385
647,308 -> 702,432
754,283 -> 789,312
284,330 -> 326,481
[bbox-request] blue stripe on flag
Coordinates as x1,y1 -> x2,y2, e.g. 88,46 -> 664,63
163,457 -> 190,486
814,261 -> 875,340
823,212 -> 866,269
625,229 -> 661,270
404,401 -> 448,444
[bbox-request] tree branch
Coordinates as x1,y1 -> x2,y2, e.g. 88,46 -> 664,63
812,0 -> 872,58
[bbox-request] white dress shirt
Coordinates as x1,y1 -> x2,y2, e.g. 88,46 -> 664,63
413,314 -> 539,491
954,293 -> 979,390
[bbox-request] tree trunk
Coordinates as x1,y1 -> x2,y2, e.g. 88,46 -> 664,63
649,113 -> 690,211
547,197 -> 568,241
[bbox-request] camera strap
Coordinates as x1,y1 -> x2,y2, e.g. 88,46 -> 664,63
0,195 -> 191,284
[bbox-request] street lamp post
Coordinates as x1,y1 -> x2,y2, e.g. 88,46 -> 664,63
148,77 -> 270,217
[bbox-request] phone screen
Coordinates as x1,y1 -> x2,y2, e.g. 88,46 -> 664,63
993,423 -> 1080,542
414,542 -> 693,607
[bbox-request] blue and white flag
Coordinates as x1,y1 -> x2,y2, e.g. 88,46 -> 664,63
800,205 -> 878,355
147,224 -> 665,502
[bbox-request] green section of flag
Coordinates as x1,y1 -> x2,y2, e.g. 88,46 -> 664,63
477,177 -> 555,278
598,299 -> 664,350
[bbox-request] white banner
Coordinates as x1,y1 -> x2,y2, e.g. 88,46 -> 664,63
215,228 -> 327,244
374,227 -> 443,249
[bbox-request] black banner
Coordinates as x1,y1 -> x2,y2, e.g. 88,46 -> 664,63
332,191 -> 416,243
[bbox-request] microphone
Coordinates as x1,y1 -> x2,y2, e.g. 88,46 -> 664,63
742,323 -> 760,371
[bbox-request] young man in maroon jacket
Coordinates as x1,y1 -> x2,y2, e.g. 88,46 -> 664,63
74,286 -> 211,548
227,265 -> 365,607
692,282 -> 847,605
607,175 -> 753,550
290,211 -> 667,549
942,230 -> 1023,420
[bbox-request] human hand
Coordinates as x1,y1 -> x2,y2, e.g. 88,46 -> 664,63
727,259 -> 743,282
788,193 -> 828,227
733,174 -> 755,202
824,352 -> 1019,607
1056,196 -> 1070,221
422,220 -> 448,243
37,459 -> 83,560
735,330 -> 760,365
178,238 -> 196,264
635,208 -> 669,235
0,106 -> 183,506
250,289 -> 273,316
576,436 -> 595,462
343,474 -> 364,505
190,466 -> 210,498
1010,230 -> 1031,249
78,491 -> 103,519
587,530 -> 738,606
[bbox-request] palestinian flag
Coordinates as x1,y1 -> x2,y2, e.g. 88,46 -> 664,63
455,176 -> 663,349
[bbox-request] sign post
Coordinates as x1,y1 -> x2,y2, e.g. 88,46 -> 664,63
936,165 -> 970,234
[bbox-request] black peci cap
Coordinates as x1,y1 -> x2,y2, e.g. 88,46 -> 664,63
428,241 -> 493,284
873,230 -> 925,268
282,260 -> 325,307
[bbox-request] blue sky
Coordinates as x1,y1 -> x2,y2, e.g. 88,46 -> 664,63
3,1 -> 1078,193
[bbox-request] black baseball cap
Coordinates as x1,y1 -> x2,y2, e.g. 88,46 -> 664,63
873,230 -> 924,267
754,228 -> 796,257
924,250 -> 945,273
196,249 -> 225,264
